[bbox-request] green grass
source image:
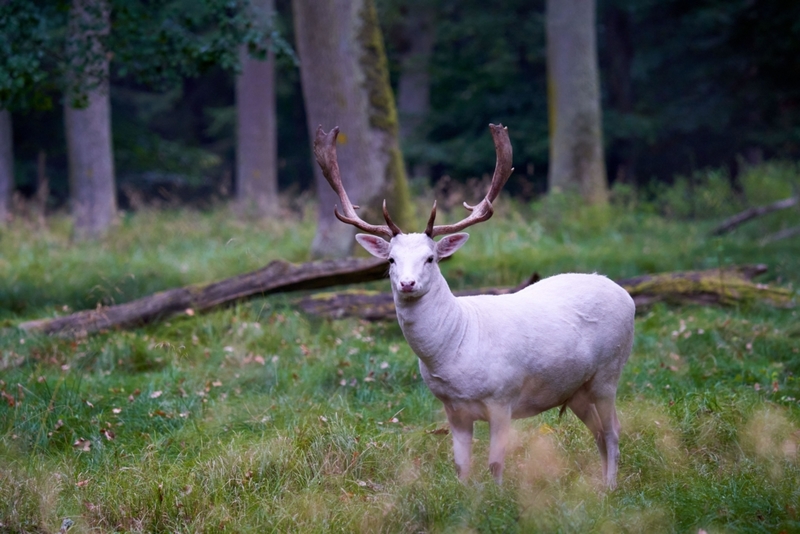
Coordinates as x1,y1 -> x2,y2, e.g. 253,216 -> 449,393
1,174 -> 799,533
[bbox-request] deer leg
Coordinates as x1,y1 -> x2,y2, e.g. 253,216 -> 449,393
445,407 -> 474,481
488,405 -> 512,484
594,396 -> 621,489
567,392 -> 608,482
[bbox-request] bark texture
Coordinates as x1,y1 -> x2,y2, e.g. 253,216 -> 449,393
0,108 -> 12,224
546,0 -> 608,204
19,257 -> 388,337
235,0 -> 279,218
293,0 -> 413,259
64,0 -> 117,240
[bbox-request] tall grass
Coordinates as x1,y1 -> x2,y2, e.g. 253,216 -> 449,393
1,166 -> 799,533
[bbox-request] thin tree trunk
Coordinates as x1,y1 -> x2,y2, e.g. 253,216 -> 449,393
235,0 -> 279,218
546,0 -> 608,204
293,0 -> 413,259
64,0 -> 117,240
395,2 -> 436,180
0,108 -> 12,224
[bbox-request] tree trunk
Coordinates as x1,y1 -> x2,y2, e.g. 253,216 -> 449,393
395,1 -> 436,180
293,0 -> 414,259
546,0 -> 608,204
0,108 -> 12,224
64,0 -> 117,240
235,0 -> 279,218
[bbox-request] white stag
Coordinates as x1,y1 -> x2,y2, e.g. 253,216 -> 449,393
313,123 -> 635,487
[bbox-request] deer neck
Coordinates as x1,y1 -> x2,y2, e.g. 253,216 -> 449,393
393,273 -> 467,368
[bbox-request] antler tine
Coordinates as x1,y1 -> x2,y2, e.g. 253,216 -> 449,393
382,199 -> 403,236
429,123 -> 514,238
313,125 -> 397,239
424,200 -> 437,237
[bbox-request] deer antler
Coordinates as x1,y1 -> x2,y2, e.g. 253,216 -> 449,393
313,126 -> 403,239
426,123 -> 514,238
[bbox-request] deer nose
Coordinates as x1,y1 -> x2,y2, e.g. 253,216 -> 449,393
400,280 -> 416,292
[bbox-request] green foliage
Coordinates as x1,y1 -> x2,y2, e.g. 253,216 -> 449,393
0,0 -> 293,110
1,185 -> 799,531
110,0 -> 294,90
652,168 -> 745,220
0,1 -> 64,110
740,161 -> 800,206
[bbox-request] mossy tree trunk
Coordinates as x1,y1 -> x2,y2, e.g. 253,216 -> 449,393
64,0 -> 117,240
546,0 -> 608,204
0,108 -> 12,225
235,0 -> 279,219
293,0 -> 414,259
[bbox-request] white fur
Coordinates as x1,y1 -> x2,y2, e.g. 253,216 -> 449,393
357,232 -> 635,487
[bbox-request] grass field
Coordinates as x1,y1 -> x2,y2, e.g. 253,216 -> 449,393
1,167 -> 799,533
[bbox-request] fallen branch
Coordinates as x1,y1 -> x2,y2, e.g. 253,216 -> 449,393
19,257 -> 388,337
711,197 -> 798,236
296,264 -> 794,321
760,225 -> 800,246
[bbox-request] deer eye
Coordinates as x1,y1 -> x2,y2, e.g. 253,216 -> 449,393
426,256 -> 434,264
388,257 -> 395,264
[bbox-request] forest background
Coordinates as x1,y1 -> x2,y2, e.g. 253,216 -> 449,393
3,0 -> 799,226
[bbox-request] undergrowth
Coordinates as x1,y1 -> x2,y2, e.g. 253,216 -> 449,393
1,165 -> 799,533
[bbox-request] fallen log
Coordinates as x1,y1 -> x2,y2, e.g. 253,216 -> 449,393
296,264 -> 795,321
18,257 -> 388,337
711,196 -> 798,236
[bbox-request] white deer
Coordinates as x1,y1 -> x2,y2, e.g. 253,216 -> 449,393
313,124 -> 635,487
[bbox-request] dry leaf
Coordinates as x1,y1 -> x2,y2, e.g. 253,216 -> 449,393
76,479 -> 90,488
149,390 -> 163,399
73,438 -> 92,452
112,407 -> 122,414
1,391 -> 14,407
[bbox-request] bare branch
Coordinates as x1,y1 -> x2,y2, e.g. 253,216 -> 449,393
711,196 -> 798,236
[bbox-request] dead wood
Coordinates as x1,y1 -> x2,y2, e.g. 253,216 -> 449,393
296,264 -> 794,321
18,257 -> 388,337
711,197 -> 798,236
760,225 -> 800,246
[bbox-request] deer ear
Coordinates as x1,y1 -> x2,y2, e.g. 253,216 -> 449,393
355,234 -> 391,259
435,233 -> 469,259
